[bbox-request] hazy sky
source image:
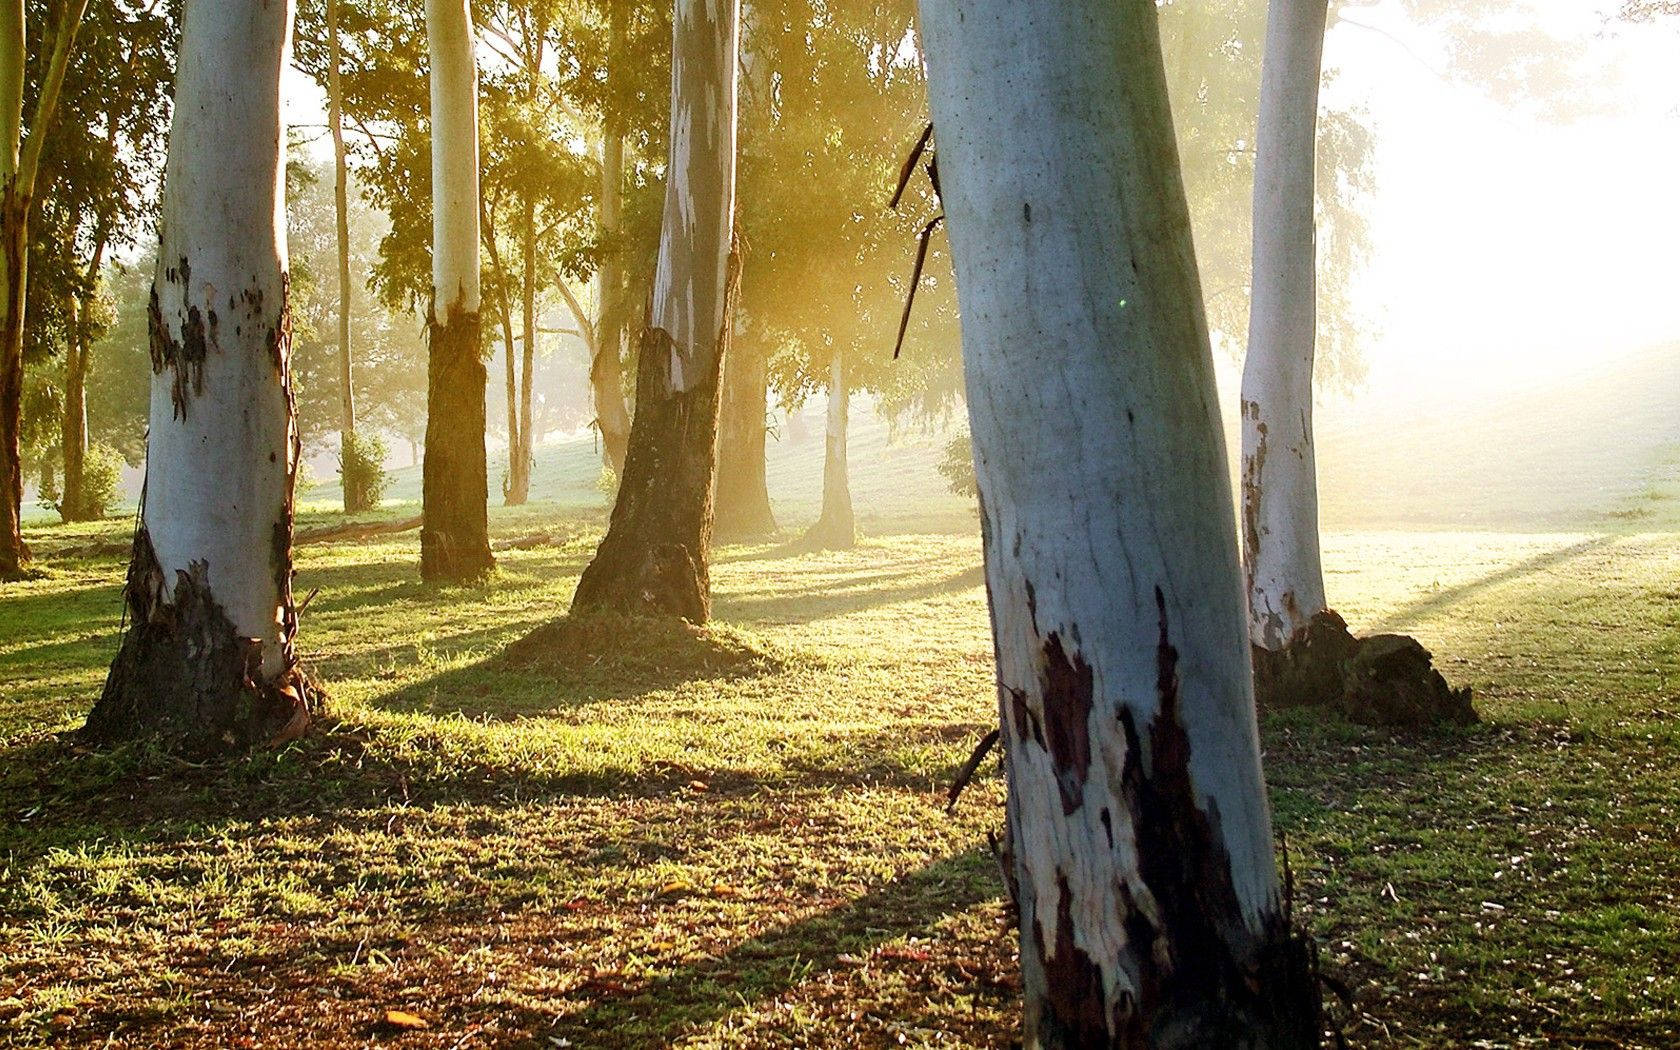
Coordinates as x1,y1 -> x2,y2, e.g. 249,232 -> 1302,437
282,1 -> 1680,418
1318,0 -> 1680,417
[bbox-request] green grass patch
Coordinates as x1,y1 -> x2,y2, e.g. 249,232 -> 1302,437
4,503 -> 1680,1046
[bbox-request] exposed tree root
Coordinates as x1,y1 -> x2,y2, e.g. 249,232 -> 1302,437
1253,609 -> 1477,728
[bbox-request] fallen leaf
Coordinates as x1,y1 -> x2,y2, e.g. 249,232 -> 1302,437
383,1010 -> 428,1030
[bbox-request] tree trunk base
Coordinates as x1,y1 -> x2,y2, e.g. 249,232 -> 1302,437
83,529 -> 319,756
0,540 -> 31,581
799,509 -> 855,551
713,500 -> 777,543
571,327 -> 721,623
421,307 -> 495,583
1253,609 -> 1477,728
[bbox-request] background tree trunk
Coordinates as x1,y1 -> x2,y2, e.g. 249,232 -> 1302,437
571,0 -> 740,622
1241,0 -> 1330,652
86,0 -> 313,753
59,289 -> 86,519
420,0 -> 493,582
801,351 -> 852,549
0,0 -> 87,577
327,0 -> 364,513
917,2 -> 1321,1044
714,335 -> 776,540
507,196 -> 535,505
590,4 -> 633,477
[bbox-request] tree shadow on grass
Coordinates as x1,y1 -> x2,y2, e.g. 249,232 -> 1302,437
714,564 -> 985,626
1366,534 -> 1616,634
541,847 -> 1006,1047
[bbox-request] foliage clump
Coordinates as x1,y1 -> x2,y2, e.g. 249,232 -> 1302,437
39,443 -> 125,522
338,430 -> 389,513
937,433 -> 977,499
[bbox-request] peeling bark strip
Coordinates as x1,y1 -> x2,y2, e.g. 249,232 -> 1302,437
917,2 -> 1322,1044
86,528 -> 313,753
420,303 -> 494,582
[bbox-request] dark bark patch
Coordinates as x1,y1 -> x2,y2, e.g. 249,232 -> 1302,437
1098,586 -> 1320,1047
85,527 -> 317,757
147,286 -> 208,420
420,302 -> 495,583
1007,685 -> 1045,750
1040,631 -> 1094,815
1031,872 -> 1114,1047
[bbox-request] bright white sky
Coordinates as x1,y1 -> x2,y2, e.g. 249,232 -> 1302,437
1317,0 -> 1680,419
283,2 -> 1680,419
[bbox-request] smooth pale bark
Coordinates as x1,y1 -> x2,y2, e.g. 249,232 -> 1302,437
801,352 -> 853,549
0,0 -> 87,576
1241,0 -> 1330,651
714,335 -> 776,540
592,121 -> 632,475
87,0 -> 312,751
327,0 -> 362,512
917,2 -> 1319,1045
420,0 -> 493,581
571,0 -> 740,622
507,197 -> 536,505
588,2 -> 632,476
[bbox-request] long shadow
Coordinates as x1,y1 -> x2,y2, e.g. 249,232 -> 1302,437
542,847 -> 1004,1046
0,716 -> 975,906
1367,534 -> 1616,634
715,565 -> 985,626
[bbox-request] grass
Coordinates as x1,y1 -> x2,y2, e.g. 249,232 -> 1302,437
5,424 -> 1680,1045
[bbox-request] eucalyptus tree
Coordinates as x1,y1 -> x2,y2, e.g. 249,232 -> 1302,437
0,0 -> 87,575
25,0 -> 173,522
730,0 -> 951,544
419,0 -> 494,581
571,0 -> 739,621
325,0 -> 375,512
1241,0 -> 1331,651
917,0 -> 1320,1042
87,0 -> 315,750
802,351 -> 853,548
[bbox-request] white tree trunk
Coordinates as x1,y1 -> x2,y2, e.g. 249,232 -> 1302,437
803,350 -> 853,548
327,0 -> 356,439
917,2 -> 1318,1044
427,0 -> 479,318
1241,0 -> 1330,651
89,0 -> 311,750
651,0 -> 738,392
591,116 -> 632,473
419,0 -> 493,581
